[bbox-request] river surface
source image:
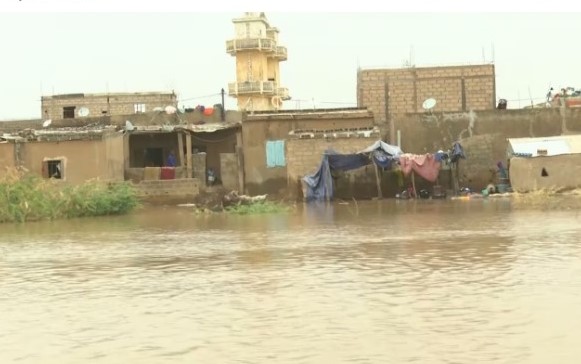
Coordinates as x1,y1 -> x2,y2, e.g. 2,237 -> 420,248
1,200 -> 581,364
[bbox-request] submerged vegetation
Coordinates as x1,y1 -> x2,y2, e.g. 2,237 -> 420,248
225,200 -> 291,215
0,169 -> 139,223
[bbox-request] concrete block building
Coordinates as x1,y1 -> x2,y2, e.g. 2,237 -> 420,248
357,64 -> 496,140
41,92 -> 177,120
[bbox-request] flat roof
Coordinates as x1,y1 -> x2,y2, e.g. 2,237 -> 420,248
41,92 -> 176,100
246,107 -> 372,120
508,134 -> 581,157
359,63 -> 494,72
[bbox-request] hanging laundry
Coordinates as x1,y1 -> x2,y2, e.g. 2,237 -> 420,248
451,142 -> 466,163
399,153 -> 441,182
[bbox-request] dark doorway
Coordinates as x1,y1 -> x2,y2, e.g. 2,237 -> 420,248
144,148 -> 163,167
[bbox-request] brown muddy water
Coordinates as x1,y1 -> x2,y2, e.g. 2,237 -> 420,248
1,199 -> 581,364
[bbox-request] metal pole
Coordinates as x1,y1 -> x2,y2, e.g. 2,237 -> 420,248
397,130 -> 401,148
221,88 -> 225,122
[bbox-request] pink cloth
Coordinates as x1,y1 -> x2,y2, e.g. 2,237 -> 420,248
399,153 -> 441,182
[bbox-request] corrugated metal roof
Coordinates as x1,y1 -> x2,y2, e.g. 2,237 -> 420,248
508,134 -> 581,157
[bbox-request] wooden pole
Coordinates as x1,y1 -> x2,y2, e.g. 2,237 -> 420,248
411,171 -> 417,199
374,161 -> 383,199
236,130 -> 245,193
452,161 -> 460,194
177,132 -> 185,168
185,132 -> 193,178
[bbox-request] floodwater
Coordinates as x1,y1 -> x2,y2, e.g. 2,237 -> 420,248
1,200 -> 581,364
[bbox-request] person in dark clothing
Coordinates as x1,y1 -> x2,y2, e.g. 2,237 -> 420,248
166,150 -> 177,167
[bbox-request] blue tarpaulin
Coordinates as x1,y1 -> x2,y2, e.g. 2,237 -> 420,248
302,141 -> 401,202
303,152 -> 334,202
372,150 -> 394,169
327,153 -> 371,171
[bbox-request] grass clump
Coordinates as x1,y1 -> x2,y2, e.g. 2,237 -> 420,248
225,201 -> 290,215
0,169 -> 139,223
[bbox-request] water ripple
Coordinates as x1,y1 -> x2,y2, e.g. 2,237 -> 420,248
1,201 -> 581,363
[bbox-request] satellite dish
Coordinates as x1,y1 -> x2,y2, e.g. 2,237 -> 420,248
125,120 -> 135,131
42,119 -> 52,128
422,98 -> 437,111
78,107 -> 90,117
165,105 -> 177,114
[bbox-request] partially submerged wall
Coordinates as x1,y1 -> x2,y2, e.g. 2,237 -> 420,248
509,154 -> 581,192
286,133 -> 404,200
393,108 -> 581,189
242,109 -> 375,196
136,178 -> 202,200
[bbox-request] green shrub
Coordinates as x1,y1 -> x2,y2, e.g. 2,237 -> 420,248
0,170 -> 139,223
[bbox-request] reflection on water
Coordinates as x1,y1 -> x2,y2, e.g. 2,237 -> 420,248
1,200 -> 581,364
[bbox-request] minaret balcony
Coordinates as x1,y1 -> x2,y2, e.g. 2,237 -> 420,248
228,81 -> 290,99
226,38 -> 276,54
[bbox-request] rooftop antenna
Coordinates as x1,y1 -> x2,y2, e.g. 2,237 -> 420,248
491,43 -> 495,63
482,46 -> 485,63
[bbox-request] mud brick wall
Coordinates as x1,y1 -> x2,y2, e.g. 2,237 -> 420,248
136,178 -> 201,198
456,134 -> 507,187
220,153 -> 239,191
192,154 -> 207,180
509,154 -> 581,192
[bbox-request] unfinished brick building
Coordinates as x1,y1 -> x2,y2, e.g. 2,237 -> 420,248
357,64 -> 496,140
41,92 -> 177,120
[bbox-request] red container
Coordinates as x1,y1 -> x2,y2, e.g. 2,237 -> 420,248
160,167 -> 176,180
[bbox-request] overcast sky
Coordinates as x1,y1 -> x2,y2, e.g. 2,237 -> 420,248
0,12 -> 579,120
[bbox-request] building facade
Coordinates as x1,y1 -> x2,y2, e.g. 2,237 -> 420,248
357,64 -> 496,141
0,128 -> 125,184
241,108 -> 375,196
41,92 -> 177,120
226,12 -> 290,112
